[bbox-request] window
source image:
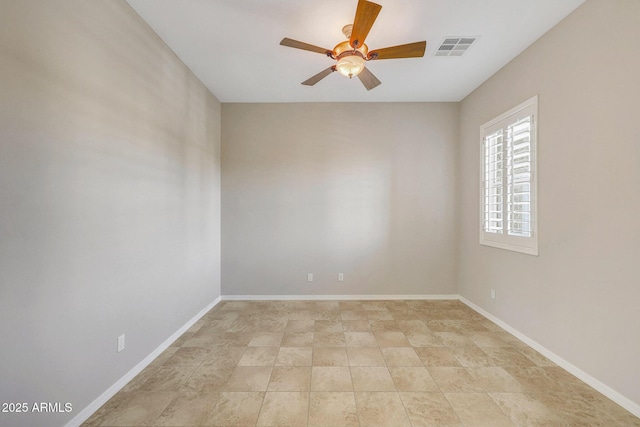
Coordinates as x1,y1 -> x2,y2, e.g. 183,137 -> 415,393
480,95 -> 538,255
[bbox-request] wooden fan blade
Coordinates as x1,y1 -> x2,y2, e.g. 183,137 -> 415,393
350,0 -> 382,49
357,67 -> 381,91
368,41 -> 427,60
280,38 -> 332,55
302,66 -> 336,86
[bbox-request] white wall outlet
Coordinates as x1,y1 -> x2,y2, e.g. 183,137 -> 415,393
338,273 -> 344,282
117,334 -> 125,352
307,273 -> 313,282
490,289 -> 496,300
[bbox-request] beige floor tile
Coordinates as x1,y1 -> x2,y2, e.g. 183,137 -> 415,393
467,367 -> 526,392
354,392 -> 411,426
313,347 -> 349,366
256,391 -> 309,426
347,347 -> 387,367
342,320 -> 372,332
446,392 -> 515,427
220,301 -> 249,311
482,347 -> 537,367
139,366 -> 197,392
450,346 -> 496,367
340,309 -> 369,320
528,391 -> 622,426
374,331 -> 410,347
214,332 -> 254,346
314,331 -> 346,347
415,347 -> 462,367
169,333 -> 195,348
223,366 -> 273,391
315,301 -> 341,311
501,366 -> 571,393
311,366 -> 353,391
159,347 -> 203,367
381,347 -> 423,366
366,311 -> 395,320
351,367 -> 397,391
369,320 -> 401,332
96,391 -> 175,426
344,331 -> 378,347
267,366 -> 311,391
516,347 -> 556,367
149,348 -> 180,366
361,301 -> 389,311
434,332 -> 477,347
180,329 -> 225,348
396,319 -> 430,333
488,392 -> 568,426
390,310 -> 422,321
285,319 -> 315,332
275,346 -> 313,366
248,332 -> 283,347
339,301 -> 364,310
544,366 -> 598,393
254,319 -> 289,332
202,347 -> 246,368
182,364 -> 234,392
237,347 -> 279,366
288,310 -> 316,320
120,365 -> 161,392
426,320 -> 461,332
578,391 -> 640,426
154,391 -> 219,426
315,320 -> 344,332
428,367 -> 485,392
282,331 -> 314,347
405,331 -> 444,347
389,367 -> 439,391
208,391 -> 265,426
399,392 -> 462,426
466,331 -> 511,347
308,392 -> 359,427
315,310 -> 341,320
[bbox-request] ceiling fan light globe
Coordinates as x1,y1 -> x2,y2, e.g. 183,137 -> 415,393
336,55 -> 365,78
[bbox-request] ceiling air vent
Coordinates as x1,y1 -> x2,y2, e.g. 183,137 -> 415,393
434,37 -> 478,57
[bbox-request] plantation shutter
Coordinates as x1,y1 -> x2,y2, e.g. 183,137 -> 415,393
480,96 -> 537,255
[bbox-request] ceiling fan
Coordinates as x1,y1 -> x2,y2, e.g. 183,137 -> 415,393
280,0 -> 426,91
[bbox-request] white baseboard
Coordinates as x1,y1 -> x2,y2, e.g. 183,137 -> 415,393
221,294 -> 459,301
66,296 -> 222,427
459,296 -> 640,418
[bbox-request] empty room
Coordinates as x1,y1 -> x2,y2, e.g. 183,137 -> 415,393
1,0 -> 639,426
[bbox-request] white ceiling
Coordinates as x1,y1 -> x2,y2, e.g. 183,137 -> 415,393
125,0 -> 584,103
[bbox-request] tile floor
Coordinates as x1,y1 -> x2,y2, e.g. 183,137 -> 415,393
83,300 -> 640,426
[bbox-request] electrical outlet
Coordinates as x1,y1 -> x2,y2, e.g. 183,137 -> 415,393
307,273 -> 313,282
490,289 -> 496,300
117,334 -> 125,352
338,273 -> 344,282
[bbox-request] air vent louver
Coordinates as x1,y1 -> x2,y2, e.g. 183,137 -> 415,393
435,37 -> 478,57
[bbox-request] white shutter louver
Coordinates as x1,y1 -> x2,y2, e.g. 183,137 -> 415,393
507,117 -> 532,237
483,130 -> 504,234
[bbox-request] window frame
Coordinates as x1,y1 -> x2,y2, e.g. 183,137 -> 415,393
479,95 -> 538,256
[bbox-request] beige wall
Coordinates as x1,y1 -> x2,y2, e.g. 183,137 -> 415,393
222,103 -> 459,296
458,0 -> 640,407
0,1 -> 221,426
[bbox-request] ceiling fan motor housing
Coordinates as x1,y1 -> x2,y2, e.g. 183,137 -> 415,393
333,40 -> 368,78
